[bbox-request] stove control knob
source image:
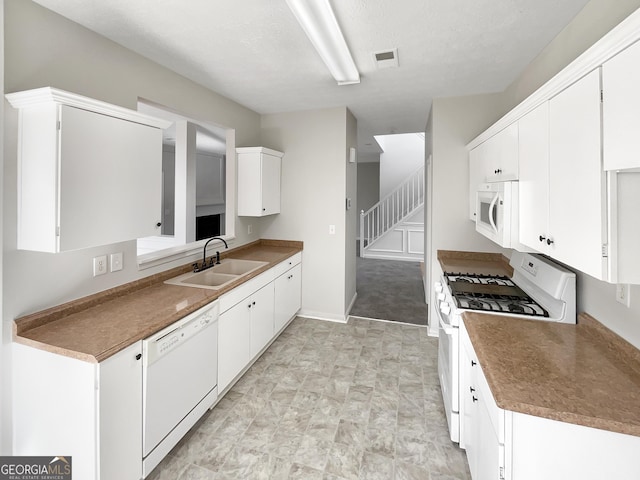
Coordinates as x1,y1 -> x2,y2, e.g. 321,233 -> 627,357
437,293 -> 445,301
440,303 -> 451,315
434,282 -> 443,293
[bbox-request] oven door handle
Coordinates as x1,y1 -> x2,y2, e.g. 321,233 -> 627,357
488,192 -> 499,234
437,305 -> 456,335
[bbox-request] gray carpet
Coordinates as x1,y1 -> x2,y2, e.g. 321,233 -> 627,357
350,256 -> 428,326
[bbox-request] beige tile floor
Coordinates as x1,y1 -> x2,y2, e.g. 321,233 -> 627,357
148,317 -> 471,480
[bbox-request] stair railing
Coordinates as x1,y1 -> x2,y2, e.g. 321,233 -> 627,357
360,165 -> 425,256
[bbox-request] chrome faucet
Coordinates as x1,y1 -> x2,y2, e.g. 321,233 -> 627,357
193,237 -> 228,272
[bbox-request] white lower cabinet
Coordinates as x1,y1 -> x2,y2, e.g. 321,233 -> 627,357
250,284 -> 275,357
461,324 -> 503,480
12,341 -> 143,480
460,323 -> 640,480
218,254 -> 302,393
218,298 -> 253,393
274,263 -> 302,333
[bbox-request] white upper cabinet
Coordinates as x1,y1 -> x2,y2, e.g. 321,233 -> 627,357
548,69 -> 607,280
6,88 -> 170,252
237,147 -> 283,217
518,102 -> 550,253
480,123 -> 519,183
602,39 -> 640,171
468,123 -> 518,220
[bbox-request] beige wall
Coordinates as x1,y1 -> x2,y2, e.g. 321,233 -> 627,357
260,107 -> 354,321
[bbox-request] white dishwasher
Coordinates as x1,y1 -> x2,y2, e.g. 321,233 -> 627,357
142,300 -> 219,476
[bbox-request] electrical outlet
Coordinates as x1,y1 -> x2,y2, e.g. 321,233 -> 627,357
110,252 -> 123,272
616,284 -> 631,308
248,224 -> 253,235
93,255 -> 108,277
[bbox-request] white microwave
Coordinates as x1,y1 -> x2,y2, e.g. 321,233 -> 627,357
476,181 -> 525,249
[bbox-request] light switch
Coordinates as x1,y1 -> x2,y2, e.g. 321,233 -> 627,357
110,252 -> 123,272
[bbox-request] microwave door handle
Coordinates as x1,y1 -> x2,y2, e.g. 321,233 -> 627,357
488,193 -> 499,234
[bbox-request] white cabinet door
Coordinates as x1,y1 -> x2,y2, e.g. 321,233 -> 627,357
518,102 -> 550,253
218,300 -> 251,392
261,153 -> 282,216
602,39 -> 640,171
482,123 -> 519,183
99,341 -> 143,480
549,69 -> 607,280
7,88 -> 166,252
237,147 -> 283,217
274,263 -> 302,333
59,105 -> 162,251
250,283 -> 275,357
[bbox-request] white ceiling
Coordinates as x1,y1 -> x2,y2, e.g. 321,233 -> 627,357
33,0 -> 591,156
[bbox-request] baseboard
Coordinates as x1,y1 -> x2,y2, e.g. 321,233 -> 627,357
297,310 -> 348,323
346,291 -> 357,317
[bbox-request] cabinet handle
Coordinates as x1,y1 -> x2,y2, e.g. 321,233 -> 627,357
248,303 -> 252,309
470,386 -> 475,393
252,301 -> 256,306
471,360 -> 477,366
135,353 -> 142,361
539,235 -> 546,242
546,238 -> 554,246
156,222 -> 162,228
472,396 -> 478,403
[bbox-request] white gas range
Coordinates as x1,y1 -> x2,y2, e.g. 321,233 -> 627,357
434,251 -> 576,443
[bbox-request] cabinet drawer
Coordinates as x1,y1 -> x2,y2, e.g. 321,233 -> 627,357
271,252 -> 302,278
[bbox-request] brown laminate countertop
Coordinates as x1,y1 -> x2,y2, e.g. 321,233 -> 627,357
463,311 -> 640,437
14,239 -> 302,363
437,249 -> 513,277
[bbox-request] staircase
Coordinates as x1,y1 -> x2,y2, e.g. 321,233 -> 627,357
360,165 -> 425,259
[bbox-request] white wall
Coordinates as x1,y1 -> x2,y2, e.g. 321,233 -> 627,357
345,110 -> 358,314
377,133 -> 424,199
426,93 -> 510,334
260,108 -> 354,321
2,0 -> 263,451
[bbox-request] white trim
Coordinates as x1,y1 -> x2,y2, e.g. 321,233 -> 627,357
346,291 -> 358,316
407,228 -> 425,255
467,7 -> 640,150
347,315 -> 428,328
5,87 -> 171,129
297,311 -> 348,323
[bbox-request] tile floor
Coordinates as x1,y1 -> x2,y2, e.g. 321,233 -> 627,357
149,317 -> 471,480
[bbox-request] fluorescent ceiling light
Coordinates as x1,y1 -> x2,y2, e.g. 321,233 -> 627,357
285,0 -> 360,85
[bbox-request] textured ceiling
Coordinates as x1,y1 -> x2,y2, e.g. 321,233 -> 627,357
33,0 -> 591,155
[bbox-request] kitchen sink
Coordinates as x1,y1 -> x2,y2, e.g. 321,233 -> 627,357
210,259 -> 268,275
165,259 -> 268,290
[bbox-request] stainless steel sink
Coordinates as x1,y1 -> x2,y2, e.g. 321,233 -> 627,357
165,259 -> 268,290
